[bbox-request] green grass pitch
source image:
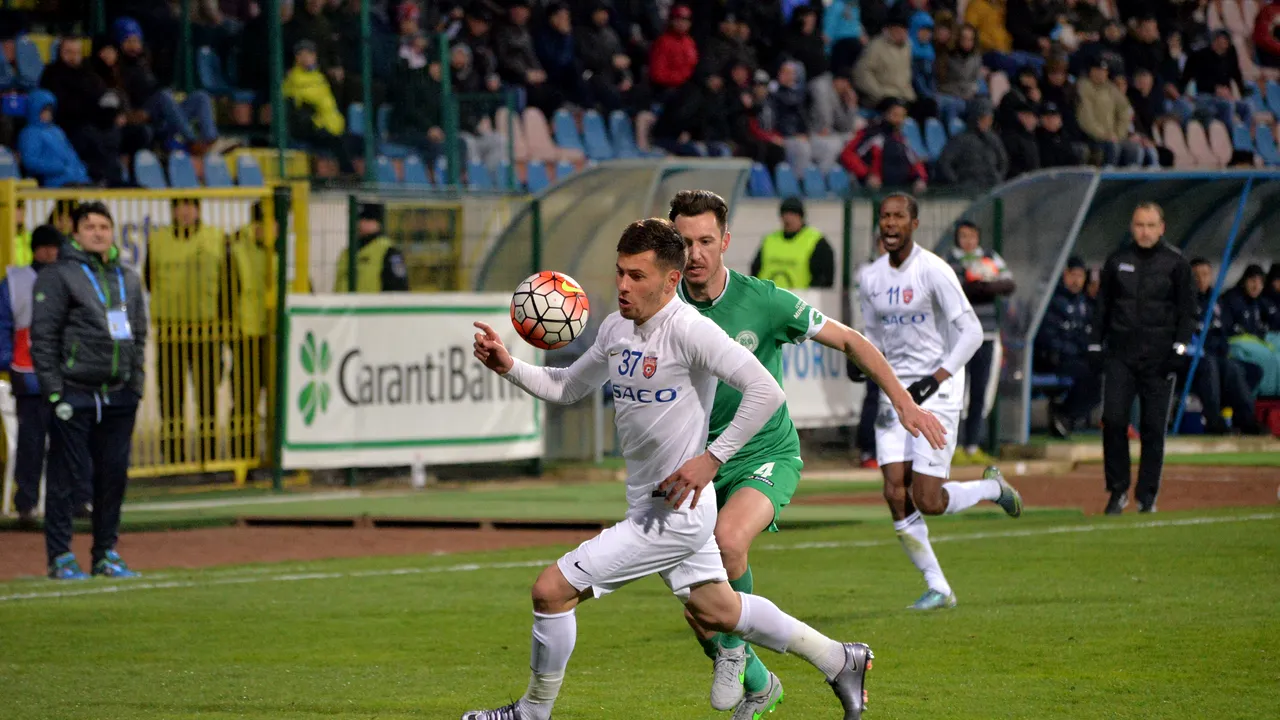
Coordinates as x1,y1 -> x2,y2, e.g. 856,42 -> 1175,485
2,508 -> 1277,719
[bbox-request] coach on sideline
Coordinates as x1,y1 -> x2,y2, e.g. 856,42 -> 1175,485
31,202 -> 147,580
1088,202 -> 1196,515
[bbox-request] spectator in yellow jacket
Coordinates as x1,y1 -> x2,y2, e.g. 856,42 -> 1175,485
283,40 -> 353,174
963,0 -> 1012,53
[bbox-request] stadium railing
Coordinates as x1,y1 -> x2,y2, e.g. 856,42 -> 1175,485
0,179 -> 311,484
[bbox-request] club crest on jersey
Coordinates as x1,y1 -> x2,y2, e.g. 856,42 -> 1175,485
642,354 -> 658,378
735,330 -> 759,351
903,287 -> 914,304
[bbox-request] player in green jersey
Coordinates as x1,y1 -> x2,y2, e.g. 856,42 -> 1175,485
664,190 -> 946,718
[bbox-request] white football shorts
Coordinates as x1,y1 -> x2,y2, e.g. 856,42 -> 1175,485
875,373 -> 962,477
557,499 -> 727,601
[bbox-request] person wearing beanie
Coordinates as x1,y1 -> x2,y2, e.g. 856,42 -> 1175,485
751,197 -> 835,289
115,15 -> 220,154
31,203 -> 148,579
1033,255 -> 1101,439
1220,264 -> 1280,398
0,225 -> 90,525
333,203 -> 410,293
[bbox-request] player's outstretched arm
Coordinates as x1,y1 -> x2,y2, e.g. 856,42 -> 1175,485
472,321 -> 609,404
814,320 -> 947,450
660,323 -> 785,510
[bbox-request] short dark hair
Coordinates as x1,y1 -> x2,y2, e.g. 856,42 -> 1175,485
1189,257 -> 1210,267
881,192 -> 919,220
954,220 -> 979,242
1133,201 -> 1164,220
617,218 -> 687,273
668,190 -> 729,235
72,201 -> 114,230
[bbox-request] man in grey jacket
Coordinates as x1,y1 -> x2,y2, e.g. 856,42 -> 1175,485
935,99 -> 1009,190
32,202 -> 148,580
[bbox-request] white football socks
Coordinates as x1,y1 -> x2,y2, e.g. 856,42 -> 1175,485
894,511 -> 952,596
732,592 -> 847,680
518,609 -> 576,720
941,479 -> 1002,514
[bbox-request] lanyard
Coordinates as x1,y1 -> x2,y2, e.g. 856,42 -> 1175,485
81,265 -> 126,307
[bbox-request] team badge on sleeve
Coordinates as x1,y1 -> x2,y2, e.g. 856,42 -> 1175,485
642,354 -> 658,378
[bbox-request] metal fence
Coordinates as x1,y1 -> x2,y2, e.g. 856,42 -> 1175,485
0,180 -> 309,484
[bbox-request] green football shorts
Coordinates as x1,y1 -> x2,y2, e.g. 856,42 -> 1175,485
713,455 -> 803,532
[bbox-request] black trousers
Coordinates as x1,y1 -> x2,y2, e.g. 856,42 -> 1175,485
44,388 -> 139,565
961,340 -> 995,449
11,395 -> 93,514
1191,353 -> 1256,431
1101,357 -> 1176,507
1056,358 -> 1103,423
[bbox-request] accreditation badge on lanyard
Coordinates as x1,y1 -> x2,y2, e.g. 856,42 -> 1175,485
82,265 -> 132,341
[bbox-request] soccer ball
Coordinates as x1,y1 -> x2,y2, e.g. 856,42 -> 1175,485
510,271 -> 590,350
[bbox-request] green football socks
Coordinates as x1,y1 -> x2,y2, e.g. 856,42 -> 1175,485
720,566 -> 770,694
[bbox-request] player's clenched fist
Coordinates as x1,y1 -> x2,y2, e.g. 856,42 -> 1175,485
896,401 -> 947,450
473,321 -> 514,374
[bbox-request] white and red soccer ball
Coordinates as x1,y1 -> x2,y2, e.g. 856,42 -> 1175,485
510,271 -> 590,350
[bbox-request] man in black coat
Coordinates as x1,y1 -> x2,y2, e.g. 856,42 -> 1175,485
1187,257 -> 1259,435
1088,203 -> 1197,514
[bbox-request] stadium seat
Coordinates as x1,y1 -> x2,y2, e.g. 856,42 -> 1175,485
902,118 -> 928,160
203,153 -> 232,187
801,164 -> 828,198
0,146 -> 16,179
402,154 -> 431,187
374,105 -> 412,158
1267,81 -> 1280,119
948,116 -> 965,137
747,162 -> 775,197
495,161 -> 515,190
924,118 -> 947,160
1221,1 -> 1247,34
608,110 -> 641,158
167,150 -> 200,188
374,155 -> 398,183
1184,120 -> 1219,167
552,109 -> 585,153
554,160 -> 576,182
773,163 -> 802,197
235,153 -> 265,186
1207,0 -> 1225,29
196,46 -> 255,103
1159,119 -> 1194,168
826,166 -> 852,196
1207,120 -> 1233,165
987,71 -> 1011,106
524,107 -> 578,163
494,106 -> 531,163
133,150 -> 168,188
1231,121 -> 1254,151
581,110 -> 614,161
1233,36 -> 1259,83
15,36 -> 43,90
1257,126 -> 1280,165
467,160 -> 494,190
526,161 -> 551,193
347,103 -> 366,136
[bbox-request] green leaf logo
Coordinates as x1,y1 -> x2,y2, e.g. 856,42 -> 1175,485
297,331 -> 333,426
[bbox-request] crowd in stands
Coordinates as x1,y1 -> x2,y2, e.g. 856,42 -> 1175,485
1,0 -> 1280,189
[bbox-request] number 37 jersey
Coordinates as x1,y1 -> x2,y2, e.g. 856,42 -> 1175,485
858,243 -> 973,381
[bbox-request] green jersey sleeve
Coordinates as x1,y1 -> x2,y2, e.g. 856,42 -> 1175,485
769,285 -> 827,345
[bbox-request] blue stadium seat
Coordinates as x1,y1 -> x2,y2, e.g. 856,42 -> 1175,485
773,163 -> 801,197
924,118 -> 947,160
167,150 -> 199,188
1267,81 -> 1280,119
496,161 -> 515,190
402,154 -> 431,187
608,110 -> 640,158
581,110 -> 613,161
948,116 -> 965,137
375,155 -> 398,183
1256,128 -> 1280,166
1,93 -> 27,118
197,46 -> 255,103
0,55 -> 14,91
133,150 -> 167,189
235,153 -> 265,186
346,103 -> 365,136
554,160 -> 576,182
1244,82 -> 1266,116
15,36 -> 43,90
434,155 -> 449,184
552,109 -> 585,152
902,118 -> 928,159
467,160 -> 493,190
826,167 -> 851,196
1231,122 -> 1254,152
0,146 -> 16,179
801,164 -> 827,198
203,152 -> 232,187
747,162 -> 775,197
526,161 -> 551,193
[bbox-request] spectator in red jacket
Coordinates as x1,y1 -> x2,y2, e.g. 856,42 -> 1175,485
649,5 -> 698,97
1256,0 -> 1280,70
839,97 -> 928,191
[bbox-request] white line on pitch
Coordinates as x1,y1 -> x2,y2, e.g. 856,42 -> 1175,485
124,489 -> 379,512
1,512 -> 1275,604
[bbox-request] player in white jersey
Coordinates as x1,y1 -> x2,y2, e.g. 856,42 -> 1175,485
857,193 -> 1024,610
463,219 -> 874,720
